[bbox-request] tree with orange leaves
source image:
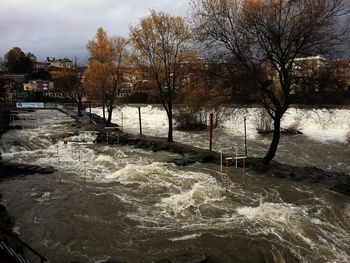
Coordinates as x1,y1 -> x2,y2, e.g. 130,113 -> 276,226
85,27 -> 129,125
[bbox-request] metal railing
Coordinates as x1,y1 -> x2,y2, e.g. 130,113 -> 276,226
0,225 -> 47,263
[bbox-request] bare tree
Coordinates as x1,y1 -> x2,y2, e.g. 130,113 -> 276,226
192,0 -> 349,164
130,10 -> 195,142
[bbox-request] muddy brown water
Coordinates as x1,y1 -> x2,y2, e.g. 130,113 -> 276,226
0,109 -> 349,262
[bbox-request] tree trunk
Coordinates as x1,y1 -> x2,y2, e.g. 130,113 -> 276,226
262,116 -> 281,165
77,99 -> 82,117
102,104 -> 106,121
167,106 -> 173,142
106,105 -> 113,126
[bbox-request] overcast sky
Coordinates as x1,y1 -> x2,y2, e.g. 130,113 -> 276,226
0,0 -> 190,63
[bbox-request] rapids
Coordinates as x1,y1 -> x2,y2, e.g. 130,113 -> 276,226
0,108 -> 349,262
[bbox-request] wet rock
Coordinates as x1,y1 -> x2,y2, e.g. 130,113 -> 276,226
257,127 -> 303,135
37,166 -> 56,174
112,134 -> 222,166
281,127 -> 303,134
329,184 -> 350,197
0,161 -> 55,178
171,157 -> 196,166
248,158 -> 350,197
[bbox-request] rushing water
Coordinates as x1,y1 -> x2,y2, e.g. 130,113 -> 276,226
0,108 -> 349,263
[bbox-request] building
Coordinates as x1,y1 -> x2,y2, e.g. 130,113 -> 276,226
23,80 -> 54,92
47,58 -> 73,69
48,66 -> 72,79
33,61 -> 50,71
325,59 -> 350,92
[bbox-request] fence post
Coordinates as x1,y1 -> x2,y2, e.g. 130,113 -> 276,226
209,113 -> 213,151
242,159 -> 246,188
121,111 -> 123,132
89,101 -> 92,123
138,107 -> 142,137
244,117 -> 247,156
220,150 -> 223,172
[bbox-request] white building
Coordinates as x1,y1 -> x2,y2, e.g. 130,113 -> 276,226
47,58 -> 73,69
23,80 -> 54,92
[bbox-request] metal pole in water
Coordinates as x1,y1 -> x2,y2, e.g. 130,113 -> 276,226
242,159 -> 246,188
56,144 -> 61,184
121,111 -> 123,133
220,150 -> 223,172
138,107 -> 142,137
56,144 -> 60,163
89,101 -> 92,124
209,113 -> 213,151
225,158 -> 232,191
235,147 -> 238,168
216,122 -> 219,152
244,117 -> 247,156
226,160 -> 229,175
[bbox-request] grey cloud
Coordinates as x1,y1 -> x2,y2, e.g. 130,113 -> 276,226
0,0 -> 190,62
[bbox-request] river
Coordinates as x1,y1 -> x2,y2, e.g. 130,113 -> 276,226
0,107 -> 349,262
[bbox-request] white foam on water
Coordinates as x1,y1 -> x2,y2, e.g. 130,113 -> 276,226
93,155 -> 118,170
69,132 -> 97,143
160,182 -> 225,217
236,202 -> 350,262
281,108 -> 350,143
105,162 -> 172,185
93,106 -> 350,144
237,202 -> 298,222
34,192 -> 52,202
168,233 -> 202,242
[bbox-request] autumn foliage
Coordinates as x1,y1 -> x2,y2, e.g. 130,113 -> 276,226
84,27 -> 129,125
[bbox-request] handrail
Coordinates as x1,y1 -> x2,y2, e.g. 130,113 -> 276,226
0,224 -> 47,262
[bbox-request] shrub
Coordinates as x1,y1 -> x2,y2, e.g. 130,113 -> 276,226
254,108 -> 273,134
283,119 -> 303,134
174,108 -> 207,131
